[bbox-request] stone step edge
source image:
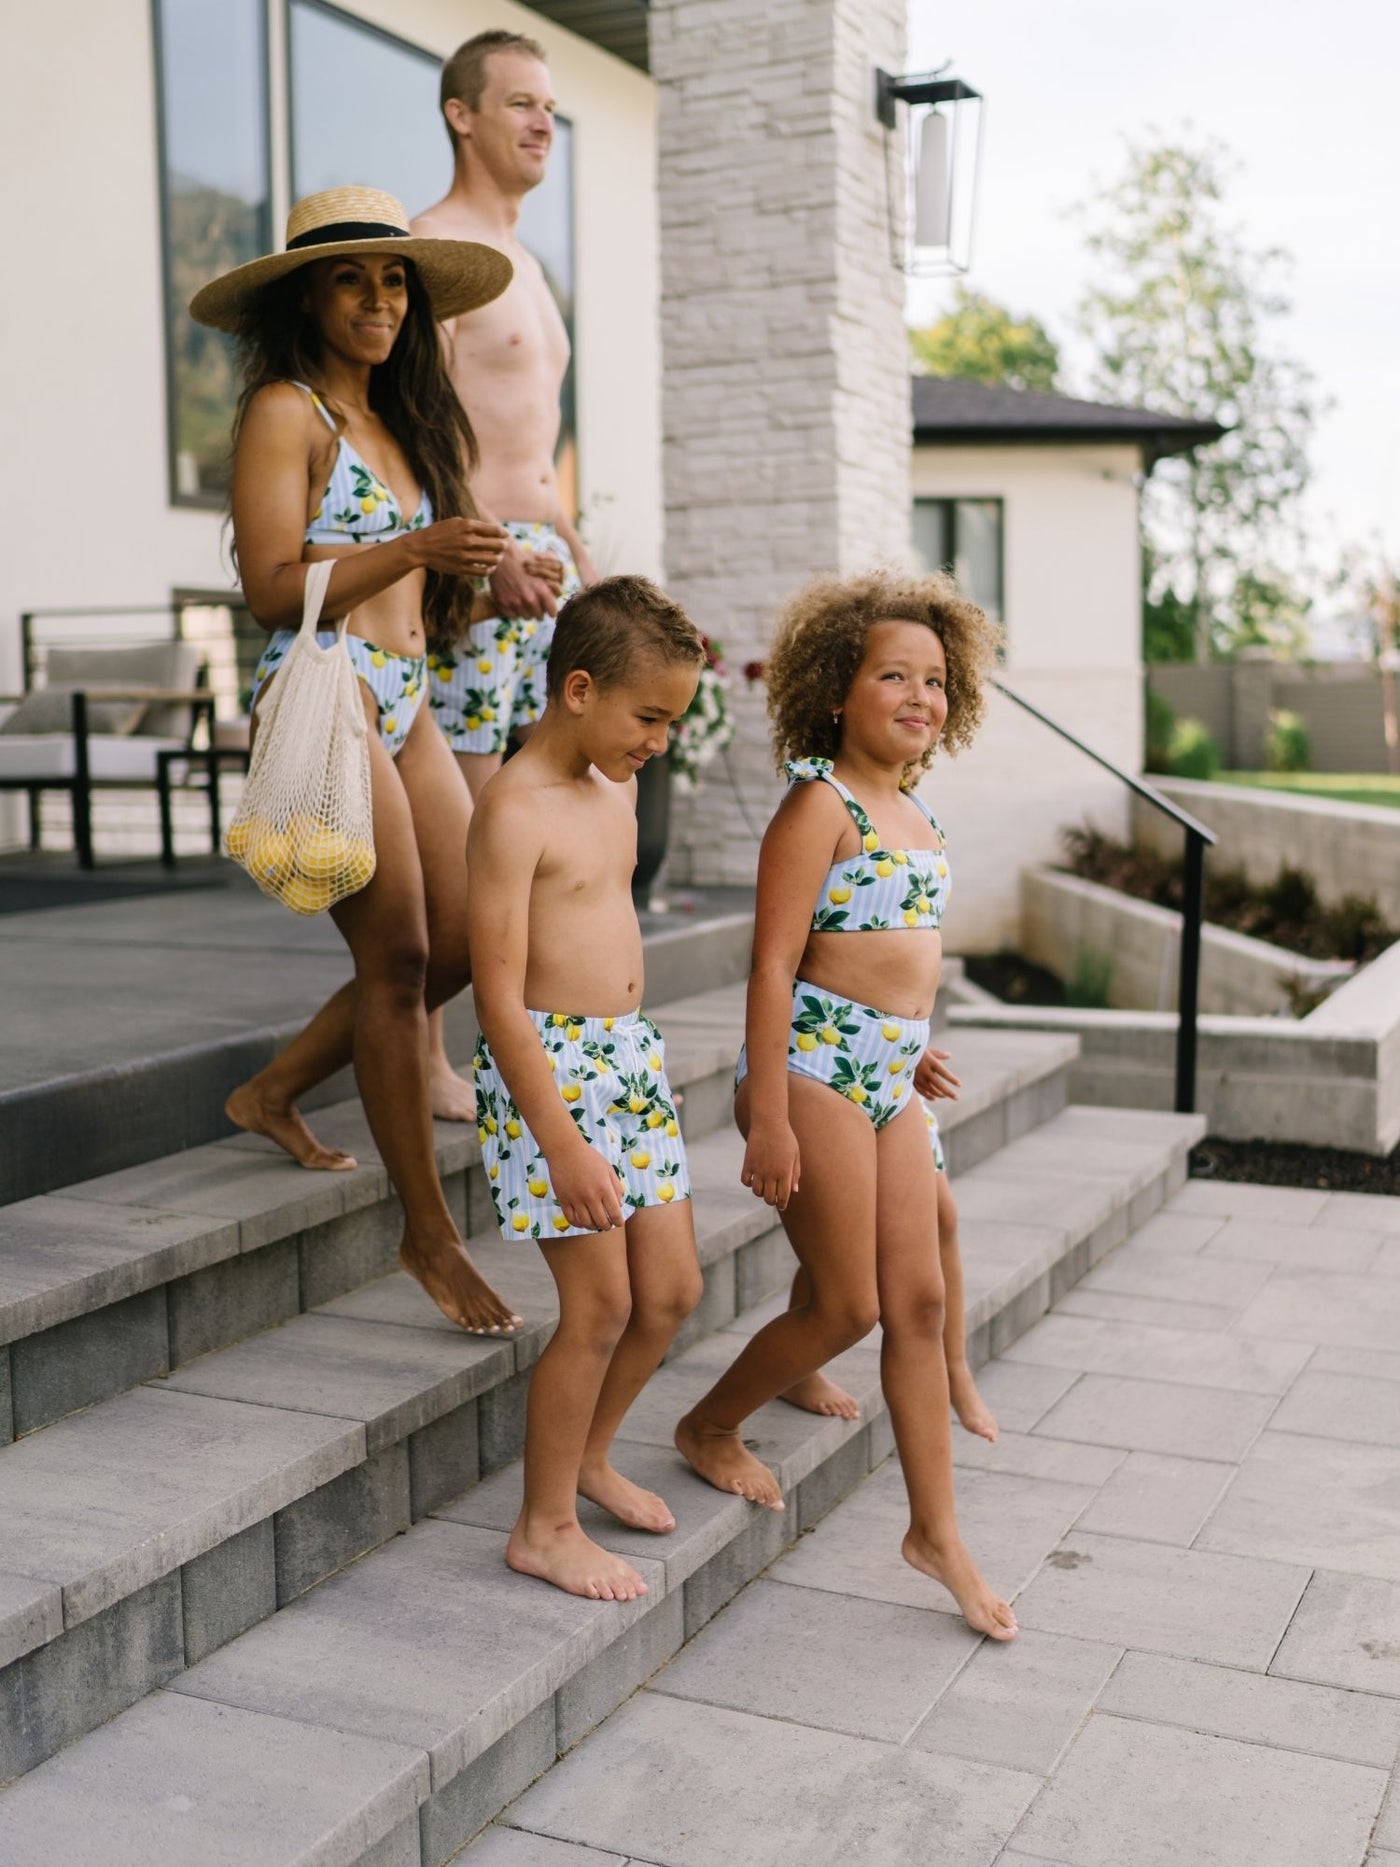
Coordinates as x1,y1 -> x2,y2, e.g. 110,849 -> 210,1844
0,1116 -> 1199,1860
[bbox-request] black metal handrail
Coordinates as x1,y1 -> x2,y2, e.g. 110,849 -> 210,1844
993,678 -> 1218,1116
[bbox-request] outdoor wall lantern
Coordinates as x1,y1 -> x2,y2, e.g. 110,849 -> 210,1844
876,64 -> 984,276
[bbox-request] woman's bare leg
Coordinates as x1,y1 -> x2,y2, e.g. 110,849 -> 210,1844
937,1171 -> 997,1440
676,1076 -> 880,1510
875,1107 -> 1015,1640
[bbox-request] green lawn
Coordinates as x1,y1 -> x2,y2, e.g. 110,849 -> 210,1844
1217,771 -> 1400,810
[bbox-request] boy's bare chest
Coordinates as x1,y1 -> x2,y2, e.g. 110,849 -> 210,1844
535,803 -> 636,903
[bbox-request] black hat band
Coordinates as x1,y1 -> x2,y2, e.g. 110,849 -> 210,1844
286,219 -> 409,251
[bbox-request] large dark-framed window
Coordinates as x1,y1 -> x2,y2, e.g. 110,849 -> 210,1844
912,497 -> 1004,622
153,0 -> 272,507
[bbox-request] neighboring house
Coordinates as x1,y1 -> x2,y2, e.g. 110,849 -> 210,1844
906,376 -> 1223,951
1,0 -> 658,826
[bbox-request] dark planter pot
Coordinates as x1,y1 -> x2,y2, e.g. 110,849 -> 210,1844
632,754 -> 672,903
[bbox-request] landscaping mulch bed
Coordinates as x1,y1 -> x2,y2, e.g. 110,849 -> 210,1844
1191,1135 -> 1400,1195
964,952 -> 1067,1007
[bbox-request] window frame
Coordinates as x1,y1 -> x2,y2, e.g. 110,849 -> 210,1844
151,0 -> 273,512
912,494 -> 1006,624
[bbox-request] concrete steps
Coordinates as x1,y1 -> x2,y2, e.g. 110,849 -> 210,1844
0,1003 -> 1202,1858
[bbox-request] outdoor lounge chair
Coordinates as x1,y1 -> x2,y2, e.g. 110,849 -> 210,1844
0,639 -> 245,868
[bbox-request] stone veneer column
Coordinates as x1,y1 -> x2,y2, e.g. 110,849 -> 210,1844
650,0 -> 911,885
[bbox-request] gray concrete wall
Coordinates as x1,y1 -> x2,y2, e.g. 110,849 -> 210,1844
1148,661 -> 1396,772
1131,778 -> 1400,924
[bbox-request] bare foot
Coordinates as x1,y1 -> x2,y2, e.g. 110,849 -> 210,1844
779,1372 -> 860,1420
399,1231 -> 523,1336
579,1460 -> 676,1533
949,1365 -> 999,1442
902,1529 -> 1017,1640
225,1082 -> 355,1171
506,1520 -> 648,1600
675,1411 -> 784,1510
429,1060 -> 476,1124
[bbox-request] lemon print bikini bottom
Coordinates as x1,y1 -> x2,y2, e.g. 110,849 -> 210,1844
735,981 -> 945,1167
251,631 -> 428,757
474,1008 -> 691,1240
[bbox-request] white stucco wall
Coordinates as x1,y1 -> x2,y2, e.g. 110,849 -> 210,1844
911,440 -> 1145,951
0,1 -> 659,687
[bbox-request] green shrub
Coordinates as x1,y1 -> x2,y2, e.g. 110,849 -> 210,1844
1264,708 -> 1310,773
1144,688 -> 1176,772
1166,716 -> 1220,781
1065,947 -> 1114,1008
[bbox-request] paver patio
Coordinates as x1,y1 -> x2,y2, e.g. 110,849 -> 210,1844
469,1178 -> 1400,1865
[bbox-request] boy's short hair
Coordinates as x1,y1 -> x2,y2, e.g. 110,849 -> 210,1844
546,575 -> 707,701
441,30 -> 547,136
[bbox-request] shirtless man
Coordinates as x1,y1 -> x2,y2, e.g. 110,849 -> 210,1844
414,27 -> 597,800
415,29 -> 597,1123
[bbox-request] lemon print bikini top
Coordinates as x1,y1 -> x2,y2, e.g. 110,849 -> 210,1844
292,381 -> 432,545
786,757 -> 951,932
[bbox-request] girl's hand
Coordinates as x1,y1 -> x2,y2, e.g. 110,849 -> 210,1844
914,1047 -> 961,1102
740,1121 -> 801,1210
410,517 -> 509,578
547,1139 -> 627,1232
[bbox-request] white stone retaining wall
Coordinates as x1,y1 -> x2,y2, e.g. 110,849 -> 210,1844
1131,778 -> 1400,926
1022,867 -> 1353,1019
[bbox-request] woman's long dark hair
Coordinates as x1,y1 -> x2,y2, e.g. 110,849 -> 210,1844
232,258 -> 479,646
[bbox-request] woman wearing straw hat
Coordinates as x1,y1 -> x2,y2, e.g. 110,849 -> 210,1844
193,186 -> 523,1336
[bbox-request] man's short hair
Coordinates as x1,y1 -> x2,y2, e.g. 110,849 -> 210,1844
441,30 -> 547,140
546,576 -> 707,701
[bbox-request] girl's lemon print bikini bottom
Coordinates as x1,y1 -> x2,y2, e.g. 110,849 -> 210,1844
474,1009 -> 691,1239
735,981 -> 946,1170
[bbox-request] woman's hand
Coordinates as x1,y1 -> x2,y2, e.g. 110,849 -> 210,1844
410,517 -> 509,578
740,1120 -> 801,1210
546,1138 -> 628,1232
914,1047 -> 961,1102
520,549 -> 568,595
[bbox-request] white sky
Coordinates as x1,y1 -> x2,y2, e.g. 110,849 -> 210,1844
905,0 -> 1400,575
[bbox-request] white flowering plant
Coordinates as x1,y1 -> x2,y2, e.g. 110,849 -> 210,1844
669,636 -> 735,791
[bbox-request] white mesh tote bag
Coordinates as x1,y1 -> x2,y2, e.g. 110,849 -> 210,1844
224,559 -> 376,914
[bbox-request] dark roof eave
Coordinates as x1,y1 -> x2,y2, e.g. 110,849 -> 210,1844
912,422 -> 1228,460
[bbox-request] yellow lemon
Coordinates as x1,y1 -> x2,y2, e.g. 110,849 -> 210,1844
903,909 -> 919,927
863,831 -> 879,852
360,497 -> 377,515
795,1032 -> 818,1052
658,1183 -> 676,1202
881,1021 -> 902,1041
481,707 -> 496,722
628,1095 -> 647,1114
476,1126 -> 487,1145
489,1163 -> 499,1178
630,1149 -> 651,1170
345,840 -> 375,884
828,885 -> 852,905
819,1026 -> 840,1046
282,873 -> 334,915
847,1085 -> 868,1104
562,1084 -> 582,1103
524,620 -> 538,637
505,1119 -> 522,1139
893,850 -> 909,865
497,640 -> 509,655
665,1119 -> 679,1137
565,1024 -> 583,1042
892,1081 -> 905,1098
552,1014 -> 568,1027
382,716 -> 397,735
436,667 -> 452,684
648,1053 -> 662,1071
484,1117 -> 498,1135
552,1213 -> 570,1231
426,655 -> 439,671
876,859 -> 894,877
477,658 -> 493,674
889,1059 -> 906,1074
547,1056 -> 557,1072
370,650 -> 387,669
527,1178 -> 549,1198
646,1111 -> 664,1130
511,1213 -> 530,1233
465,714 -> 482,731
916,896 -> 932,915
603,1017 -> 615,1030
224,818 -> 254,860
250,826 -> 294,877
296,824 -> 354,881
936,858 -> 948,878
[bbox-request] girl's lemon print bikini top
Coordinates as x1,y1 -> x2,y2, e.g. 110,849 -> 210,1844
786,758 -> 951,932
292,382 -> 432,545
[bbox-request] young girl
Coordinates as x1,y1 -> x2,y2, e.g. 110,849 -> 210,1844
675,570 -> 1016,1640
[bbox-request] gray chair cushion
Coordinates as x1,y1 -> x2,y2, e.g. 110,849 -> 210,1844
45,640 -> 202,737
0,687 -> 146,736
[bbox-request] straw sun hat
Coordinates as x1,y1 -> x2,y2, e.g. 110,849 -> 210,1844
189,186 -> 511,332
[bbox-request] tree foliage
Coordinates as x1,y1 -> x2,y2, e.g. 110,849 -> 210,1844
910,285 -> 1061,392
1075,138 -> 1319,663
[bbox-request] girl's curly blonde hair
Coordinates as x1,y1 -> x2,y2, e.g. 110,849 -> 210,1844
764,569 -> 1002,780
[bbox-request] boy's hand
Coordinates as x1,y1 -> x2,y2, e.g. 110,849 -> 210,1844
548,1139 -> 627,1231
520,549 -> 567,595
914,1047 -> 961,1102
740,1121 -> 801,1210
489,538 -> 560,620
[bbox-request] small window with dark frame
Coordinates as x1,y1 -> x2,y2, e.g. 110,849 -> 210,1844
912,497 -> 1004,622
153,0 -> 271,505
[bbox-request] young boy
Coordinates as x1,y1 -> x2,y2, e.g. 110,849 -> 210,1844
468,575 -> 708,1601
